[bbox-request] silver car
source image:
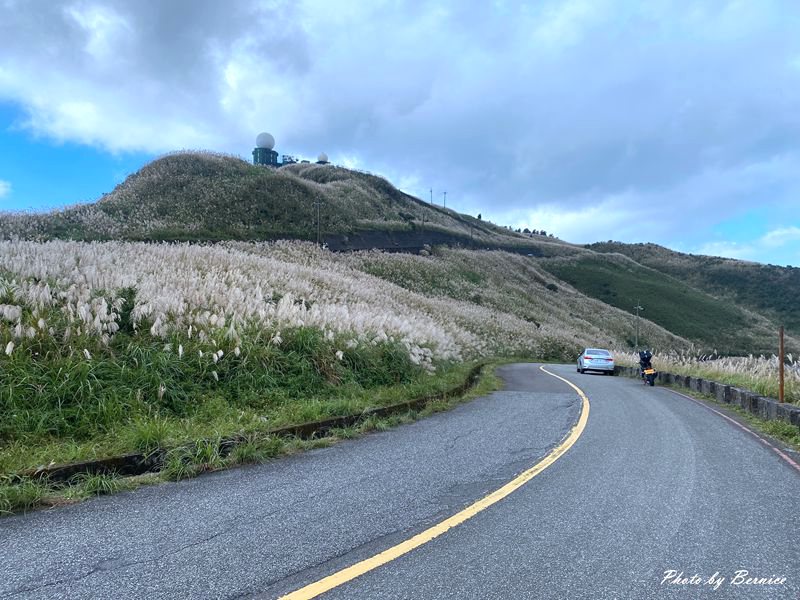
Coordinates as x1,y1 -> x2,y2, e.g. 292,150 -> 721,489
577,348 -> 616,375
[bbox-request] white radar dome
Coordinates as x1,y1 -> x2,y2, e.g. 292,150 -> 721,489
318,152 -> 328,163
256,132 -> 275,149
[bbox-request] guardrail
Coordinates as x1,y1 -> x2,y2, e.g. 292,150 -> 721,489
616,366 -> 800,429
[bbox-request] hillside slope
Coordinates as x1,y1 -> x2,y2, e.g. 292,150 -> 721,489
536,250 -> 792,355
0,151 -> 793,356
587,242 -> 800,338
340,246 -> 689,353
0,152 -> 571,254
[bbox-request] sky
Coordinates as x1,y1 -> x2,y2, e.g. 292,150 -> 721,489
1,0 -> 799,266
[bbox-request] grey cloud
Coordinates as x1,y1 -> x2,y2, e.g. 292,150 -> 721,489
0,0 -> 309,148
0,0 -> 798,259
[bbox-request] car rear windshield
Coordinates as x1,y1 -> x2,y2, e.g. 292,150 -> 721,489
586,349 -> 611,356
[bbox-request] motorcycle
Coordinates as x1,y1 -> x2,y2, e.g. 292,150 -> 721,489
639,350 -> 656,386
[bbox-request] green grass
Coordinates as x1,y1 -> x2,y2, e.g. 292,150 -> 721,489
0,477 -> 49,515
0,337 -> 492,475
539,255 -> 769,354
125,417 -> 174,454
588,241 -> 800,340
616,354 -> 799,405
69,472 -> 133,497
161,439 -> 227,481
0,472 -> 137,515
0,360 -> 505,516
227,434 -> 286,465
0,324 -> 461,476
696,371 -> 797,404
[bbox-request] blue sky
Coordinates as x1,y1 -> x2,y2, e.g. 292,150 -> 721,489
0,103 -> 150,211
1,0 -> 798,266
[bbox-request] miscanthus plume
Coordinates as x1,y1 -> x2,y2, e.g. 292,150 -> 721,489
0,239 -> 583,367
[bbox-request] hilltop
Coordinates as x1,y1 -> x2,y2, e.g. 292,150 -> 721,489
0,151 -> 572,255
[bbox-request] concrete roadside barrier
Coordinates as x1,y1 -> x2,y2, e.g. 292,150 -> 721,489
617,366 -> 800,431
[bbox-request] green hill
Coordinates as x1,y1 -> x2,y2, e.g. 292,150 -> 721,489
0,151 -> 569,253
341,246 -> 689,354
0,151 -> 794,356
536,252 -> 786,355
587,242 -> 800,339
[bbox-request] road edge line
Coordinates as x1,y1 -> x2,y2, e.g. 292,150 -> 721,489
278,364 -> 590,600
666,388 -> 800,475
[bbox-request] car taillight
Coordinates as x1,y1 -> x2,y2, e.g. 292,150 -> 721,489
584,355 -> 593,359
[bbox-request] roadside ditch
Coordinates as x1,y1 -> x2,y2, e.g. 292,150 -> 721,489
14,362 -> 489,488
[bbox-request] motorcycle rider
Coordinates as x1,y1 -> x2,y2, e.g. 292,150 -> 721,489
639,350 -> 654,384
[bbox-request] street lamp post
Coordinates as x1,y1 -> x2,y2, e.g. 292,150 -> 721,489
779,325 -> 785,403
313,199 -> 323,246
634,300 -> 644,349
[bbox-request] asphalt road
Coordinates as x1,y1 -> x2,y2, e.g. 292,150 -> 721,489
1,364 -> 798,599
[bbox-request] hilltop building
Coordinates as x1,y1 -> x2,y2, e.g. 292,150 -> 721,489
252,132 -> 328,167
252,132 -> 279,166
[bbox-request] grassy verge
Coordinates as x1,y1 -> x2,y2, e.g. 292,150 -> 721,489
0,358 -> 507,516
0,324 -> 476,474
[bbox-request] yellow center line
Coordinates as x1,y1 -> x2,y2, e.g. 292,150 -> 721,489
279,365 -> 590,600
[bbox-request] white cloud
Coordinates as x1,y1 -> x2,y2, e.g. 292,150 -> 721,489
762,226 -> 800,247
500,193 -> 638,242
531,0 -> 604,50
0,0 -> 798,262
0,180 -> 10,199
64,3 -> 133,62
693,227 -> 800,266
692,240 -> 758,262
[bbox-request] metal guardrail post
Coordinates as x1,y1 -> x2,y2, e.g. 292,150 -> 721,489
779,326 -> 785,403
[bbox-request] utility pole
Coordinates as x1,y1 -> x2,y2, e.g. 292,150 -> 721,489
429,188 -> 433,204
633,300 -> 644,349
779,325 -> 785,403
443,191 -> 447,208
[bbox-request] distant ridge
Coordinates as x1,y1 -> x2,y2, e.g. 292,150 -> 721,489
587,241 -> 800,339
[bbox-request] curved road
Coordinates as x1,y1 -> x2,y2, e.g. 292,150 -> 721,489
1,364 -> 798,599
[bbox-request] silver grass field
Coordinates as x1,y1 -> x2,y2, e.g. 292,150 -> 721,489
0,239 -> 796,514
